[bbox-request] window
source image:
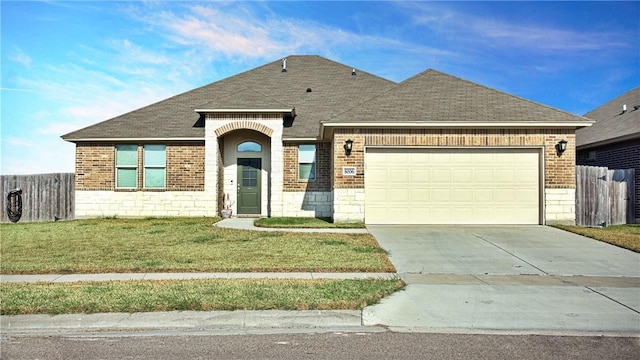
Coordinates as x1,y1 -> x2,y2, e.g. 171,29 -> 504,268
298,144 -> 316,180
237,141 -> 262,152
115,144 -> 138,188
144,145 -> 166,188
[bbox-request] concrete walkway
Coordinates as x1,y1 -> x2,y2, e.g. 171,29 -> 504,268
215,217 -> 369,233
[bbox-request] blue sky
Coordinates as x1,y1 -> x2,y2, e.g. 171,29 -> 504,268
2,1 -> 638,175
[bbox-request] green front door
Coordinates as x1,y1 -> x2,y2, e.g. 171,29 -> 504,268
237,158 -> 261,215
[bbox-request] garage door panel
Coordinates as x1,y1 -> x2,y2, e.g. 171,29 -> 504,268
365,148 -> 540,225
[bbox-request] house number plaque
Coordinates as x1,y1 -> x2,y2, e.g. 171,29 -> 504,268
342,167 -> 356,176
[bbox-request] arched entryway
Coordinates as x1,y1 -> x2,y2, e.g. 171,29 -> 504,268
219,130 -> 271,216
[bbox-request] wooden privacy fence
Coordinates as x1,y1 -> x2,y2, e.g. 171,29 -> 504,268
0,173 -> 75,223
576,165 -> 635,227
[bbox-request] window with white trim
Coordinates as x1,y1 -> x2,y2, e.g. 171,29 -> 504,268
144,145 -> 166,188
298,144 -> 316,180
115,144 -> 138,188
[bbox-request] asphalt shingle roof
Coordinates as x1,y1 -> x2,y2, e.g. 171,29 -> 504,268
62,57 -> 592,142
61,56 -> 396,141
576,87 -> 640,148
327,69 -> 592,124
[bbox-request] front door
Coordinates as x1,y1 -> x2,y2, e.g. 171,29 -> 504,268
237,158 -> 261,215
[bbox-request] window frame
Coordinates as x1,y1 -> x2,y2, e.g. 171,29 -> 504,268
298,144 -> 316,180
237,141 -> 262,153
115,144 -> 138,189
143,144 -> 166,189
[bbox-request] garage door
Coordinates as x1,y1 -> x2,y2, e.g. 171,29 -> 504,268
365,148 -> 540,225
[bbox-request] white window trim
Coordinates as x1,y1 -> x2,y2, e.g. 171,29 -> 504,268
298,144 -> 316,180
143,144 -> 166,189
115,145 -> 138,189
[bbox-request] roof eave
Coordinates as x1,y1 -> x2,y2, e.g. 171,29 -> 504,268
320,121 -> 595,140
194,108 -> 295,115
577,132 -> 640,150
61,137 -> 205,143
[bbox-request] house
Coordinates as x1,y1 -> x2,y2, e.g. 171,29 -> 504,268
576,88 -> 640,223
62,55 -> 593,225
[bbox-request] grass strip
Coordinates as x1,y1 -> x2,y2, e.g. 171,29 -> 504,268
253,217 -> 365,229
0,279 -> 405,315
553,224 -> 640,252
0,218 -> 393,274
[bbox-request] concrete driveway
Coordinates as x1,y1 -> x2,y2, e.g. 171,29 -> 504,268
364,225 -> 640,335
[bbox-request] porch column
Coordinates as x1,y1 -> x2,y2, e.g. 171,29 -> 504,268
204,117 -> 219,214
270,126 -> 284,216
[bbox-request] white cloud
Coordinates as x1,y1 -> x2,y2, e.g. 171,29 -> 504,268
8,48 -> 32,67
407,3 -> 631,54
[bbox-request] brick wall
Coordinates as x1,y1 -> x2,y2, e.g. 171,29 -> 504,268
75,142 -> 115,190
283,142 -> 332,192
577,139 -> 640,221
332,128 -> 576,189
75,142 -> 205,191
166,142 -> 205,190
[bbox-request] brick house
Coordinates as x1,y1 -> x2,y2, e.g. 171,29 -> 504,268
576,88 -> 640,223
62,55 -> 593,225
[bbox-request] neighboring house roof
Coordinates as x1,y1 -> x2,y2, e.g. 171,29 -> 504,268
61,55 -> 396,141
576,87 -> 640,149
325,69 -> 593,128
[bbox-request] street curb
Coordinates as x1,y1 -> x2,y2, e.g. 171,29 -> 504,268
1,310 -> 366,335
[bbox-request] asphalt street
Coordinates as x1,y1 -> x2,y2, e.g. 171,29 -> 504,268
3,332 -> 639,360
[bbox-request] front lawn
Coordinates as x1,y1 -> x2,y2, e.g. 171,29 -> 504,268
0,217 -> 394,274
553,224 -> 640,252
254,217 -> 365,228
0,278 -> 405,315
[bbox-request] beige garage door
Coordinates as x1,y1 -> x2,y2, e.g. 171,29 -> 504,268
365,148 -> 540,225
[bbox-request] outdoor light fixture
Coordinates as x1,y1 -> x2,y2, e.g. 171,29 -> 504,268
556,139 -> 568,154
344,139 -> 354,156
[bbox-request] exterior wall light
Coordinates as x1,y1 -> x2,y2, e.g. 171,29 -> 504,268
556,139 -> 568,154
344,139 -> 354,156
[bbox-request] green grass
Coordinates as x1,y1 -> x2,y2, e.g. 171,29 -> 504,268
0,217 -> 394,274
254,217 -> 365,229
0,279 -> 405,315
553,224 -> 640,253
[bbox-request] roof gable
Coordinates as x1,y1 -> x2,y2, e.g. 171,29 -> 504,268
327,69 -> 592,126
577,87 -> 640,148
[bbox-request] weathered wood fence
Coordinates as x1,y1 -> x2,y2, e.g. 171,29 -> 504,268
576,165 -> 635,227
0,173 -> 75,223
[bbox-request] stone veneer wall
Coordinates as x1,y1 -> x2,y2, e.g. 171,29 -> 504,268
332,128 -> 577,224
281,191 -> 333,218
75,191 -> 216,218
545,188 -> 576,225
